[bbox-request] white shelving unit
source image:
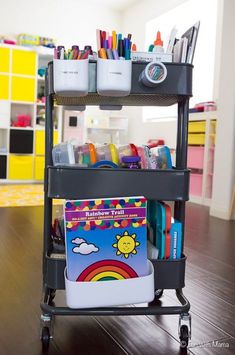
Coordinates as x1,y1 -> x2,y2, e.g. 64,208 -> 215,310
0,44 -> 63,183
188,110 -> 217,206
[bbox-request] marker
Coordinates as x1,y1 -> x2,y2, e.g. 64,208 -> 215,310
96,29 -> 101,49
81,50 -> 89,60
112,49 -> 119,60
60,47 -> 64,60
68,50 -> 74,60
98,48 -> 107,59
112,31 -> 117,49
117,38 -> 123,58
108,35 -> 112,49
106,48 -> 113,59
54,47 -> 58,59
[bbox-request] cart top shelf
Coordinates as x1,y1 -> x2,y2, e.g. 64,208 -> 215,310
47,61 -> 193,107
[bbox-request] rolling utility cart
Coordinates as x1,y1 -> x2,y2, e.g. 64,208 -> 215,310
40,60 -> 192,349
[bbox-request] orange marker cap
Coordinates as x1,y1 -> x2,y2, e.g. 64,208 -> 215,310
154,31 -> 163,46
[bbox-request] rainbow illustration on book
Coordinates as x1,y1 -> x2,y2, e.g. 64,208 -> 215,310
77,260 -> 138,281
64,196 -> 148,281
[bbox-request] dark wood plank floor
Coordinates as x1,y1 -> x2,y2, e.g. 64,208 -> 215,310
0,203 -> 234,355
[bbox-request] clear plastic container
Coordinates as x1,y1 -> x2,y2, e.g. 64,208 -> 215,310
74,143 -> 97,166
96,144 -> 119,164
118,144 -> 138,161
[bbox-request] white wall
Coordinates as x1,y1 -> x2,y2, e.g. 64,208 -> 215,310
210,0 -> 235,220
121,0 -> 187,148
0,0 -> 121,48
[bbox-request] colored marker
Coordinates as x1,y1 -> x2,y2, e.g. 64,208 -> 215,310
112,31 -> 117,49
106,48 -> 113,59
112,49 -> 119,60
98,48 -> 107,59
108,35 -> 112,49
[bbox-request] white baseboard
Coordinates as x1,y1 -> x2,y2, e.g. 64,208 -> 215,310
209,207 -> 231,220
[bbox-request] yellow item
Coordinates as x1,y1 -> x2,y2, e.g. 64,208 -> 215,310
0,47 -> 10,72
11,76 -> 36,102
188,121 -> 206,133
109,144 -> 119,164
12,49 -> 36,76
35,130 -> 59,155
188,134 -> 205,145
211,120 -> 217,133
34,156 -> 45,180
210,133 -> 216,146
0,75 -> 9,100
9,155 -> 33,180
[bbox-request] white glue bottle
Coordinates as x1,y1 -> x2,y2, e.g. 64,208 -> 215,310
152,31 -> 164,53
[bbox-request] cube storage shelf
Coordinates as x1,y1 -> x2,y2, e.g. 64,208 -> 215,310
41,61 -> 192,348
0,44 -> 62,182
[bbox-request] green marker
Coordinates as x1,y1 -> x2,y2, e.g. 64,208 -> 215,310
148,44 -> 154,52
69,49 -> 74,60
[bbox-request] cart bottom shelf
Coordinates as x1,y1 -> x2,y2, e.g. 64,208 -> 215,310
41,288 -> 190,316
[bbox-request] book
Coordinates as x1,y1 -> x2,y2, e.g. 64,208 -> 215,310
64,196 -> 148,281
170,219 -> 182,259
181,21 -> 200,64
173,38 -> 183,63
181,37 -> 188,63
166,26 -> 178,54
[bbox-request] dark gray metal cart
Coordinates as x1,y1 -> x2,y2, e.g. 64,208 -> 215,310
40,61 -> 192,349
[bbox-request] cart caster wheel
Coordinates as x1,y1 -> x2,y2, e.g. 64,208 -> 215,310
155,289 -> 164,299
179,325 -> 189,348
41,326 -> 50,349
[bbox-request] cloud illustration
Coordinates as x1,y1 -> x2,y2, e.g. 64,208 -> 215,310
72,237 -> 85,245
72,242 -> 99,255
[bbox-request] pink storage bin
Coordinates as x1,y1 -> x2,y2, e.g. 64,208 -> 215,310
190,173 -> 203,196
187,146 -> 204,169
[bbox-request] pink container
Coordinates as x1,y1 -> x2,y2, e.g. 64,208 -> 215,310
190,173 -> 203,196
187,146 -> 204,169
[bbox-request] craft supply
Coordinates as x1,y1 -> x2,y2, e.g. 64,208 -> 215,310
121,156 -> 141,169
139,61 -> 167,87
152,31 -> 164,53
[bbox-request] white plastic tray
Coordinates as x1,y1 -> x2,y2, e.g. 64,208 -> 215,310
65,260 -> 155,309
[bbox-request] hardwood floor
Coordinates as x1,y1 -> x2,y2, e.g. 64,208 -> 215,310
0,203 -> 234,355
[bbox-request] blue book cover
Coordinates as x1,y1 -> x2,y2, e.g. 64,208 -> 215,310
147,201 -> 165,259
64,196 -> 148,281
170,219 -> 182,259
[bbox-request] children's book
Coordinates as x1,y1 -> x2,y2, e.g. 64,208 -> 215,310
170,219 -> 182,259
64,196 -> 148,282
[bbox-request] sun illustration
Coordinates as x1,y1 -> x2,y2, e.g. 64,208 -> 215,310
112,231 -> 140,259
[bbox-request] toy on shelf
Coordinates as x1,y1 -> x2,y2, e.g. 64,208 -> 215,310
11,114 -> 31,127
